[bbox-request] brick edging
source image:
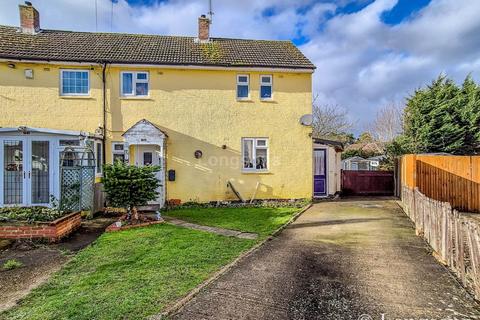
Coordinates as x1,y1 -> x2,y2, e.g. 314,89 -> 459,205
0,211 -> 82,242
152,203 -> 312,319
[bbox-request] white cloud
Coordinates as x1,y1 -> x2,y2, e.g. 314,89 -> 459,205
1,0 -> 479,133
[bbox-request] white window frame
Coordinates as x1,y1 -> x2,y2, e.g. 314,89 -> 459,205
112,142 -> 126,163
260,75 -> 273,100
236,74 -> 250,100
60,69 -> 90,96
120,71 -> 149,97
241,137 -> 269,172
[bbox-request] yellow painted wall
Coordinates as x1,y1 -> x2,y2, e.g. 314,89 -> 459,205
0,63 -> 103,132
0,61 -> 313,202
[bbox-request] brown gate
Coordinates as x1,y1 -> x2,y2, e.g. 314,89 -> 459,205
341,170 -> 394,196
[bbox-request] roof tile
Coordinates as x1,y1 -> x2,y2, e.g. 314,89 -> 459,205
0,26 -> 315,69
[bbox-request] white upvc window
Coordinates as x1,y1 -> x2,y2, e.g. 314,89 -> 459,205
236,74 -> 250,99
112,142 -> 126,163
242,138 -> 269,172
121,71 -> 149,97
60,69 -> 90,96
260,75 -> 273,100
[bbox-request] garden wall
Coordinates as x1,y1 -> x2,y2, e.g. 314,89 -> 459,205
0,211 -> 81,242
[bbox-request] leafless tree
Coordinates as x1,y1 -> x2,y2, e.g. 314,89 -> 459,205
312,103 -> 354,139
369,103 -> 404,142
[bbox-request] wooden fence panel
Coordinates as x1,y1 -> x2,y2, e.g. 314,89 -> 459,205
401,155 -> 480,213
341,170 -> 394,196
402,187 -> 480,301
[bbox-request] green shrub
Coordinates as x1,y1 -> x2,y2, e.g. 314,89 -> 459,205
2,259 -> 23,270
0,206 -> 64,223
102,161 -> 161,219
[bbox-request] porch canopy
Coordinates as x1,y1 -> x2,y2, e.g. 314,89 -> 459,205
122,119 -> 168,161
122,119 -> 167,207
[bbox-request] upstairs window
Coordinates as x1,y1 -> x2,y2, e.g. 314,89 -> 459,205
237,75 -> 249,99
260,75 -> 272,100
112,142 -> 126,163
242,138 -> 268,172
60,70 -> 89,96
121,71 -> 149,97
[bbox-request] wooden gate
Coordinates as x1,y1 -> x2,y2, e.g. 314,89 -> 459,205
342,170 -> 394,196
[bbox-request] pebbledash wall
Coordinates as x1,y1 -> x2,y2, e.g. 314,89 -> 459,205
0,62 -> 313,202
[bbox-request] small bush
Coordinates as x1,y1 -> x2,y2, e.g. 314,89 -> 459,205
0,207 -> 65,223
102,162 -> 161,219
2,259 -> 23,270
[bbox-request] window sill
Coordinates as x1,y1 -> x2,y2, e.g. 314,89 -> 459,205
120,96 -> 153,100
59,95 -> 93,99
260,99 -> 276,103
242,170 -> 271,175
236,98 -> 254,102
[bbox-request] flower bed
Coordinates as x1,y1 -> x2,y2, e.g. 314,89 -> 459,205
0,211 -> 82,242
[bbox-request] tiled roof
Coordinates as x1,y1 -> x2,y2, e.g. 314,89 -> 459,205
0,25 -> 315,69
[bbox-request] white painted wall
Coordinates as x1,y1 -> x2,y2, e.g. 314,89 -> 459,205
313,143 -> 342,196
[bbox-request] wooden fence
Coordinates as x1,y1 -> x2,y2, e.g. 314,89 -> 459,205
401,155 -> 480,212
401,187 -> 480,300
341,170 -> 394,196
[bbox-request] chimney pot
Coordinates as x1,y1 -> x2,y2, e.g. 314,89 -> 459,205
197,15 -> 210,43
19,2 -> 40,34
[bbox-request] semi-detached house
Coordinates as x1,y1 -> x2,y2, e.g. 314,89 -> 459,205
0,2 -> 317,208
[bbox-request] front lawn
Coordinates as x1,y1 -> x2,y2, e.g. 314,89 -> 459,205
166,206 -> 302,238
1,224 -> 254,320
1,206 -> 303,320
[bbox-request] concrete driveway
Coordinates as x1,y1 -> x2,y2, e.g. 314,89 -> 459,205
172,199 -> 480,320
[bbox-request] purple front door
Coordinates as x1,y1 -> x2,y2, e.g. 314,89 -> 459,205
313,149 -> 327,197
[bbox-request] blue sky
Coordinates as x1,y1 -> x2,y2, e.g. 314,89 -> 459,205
0,0 -> 478,133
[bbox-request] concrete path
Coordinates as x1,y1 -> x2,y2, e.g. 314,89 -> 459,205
172,199 -> 480,320
163,216 -> 258,240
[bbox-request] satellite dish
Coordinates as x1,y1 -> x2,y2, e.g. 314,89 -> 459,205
299,114 -> 313,126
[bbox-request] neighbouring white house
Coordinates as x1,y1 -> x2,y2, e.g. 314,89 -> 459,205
342,155 -> 386,171
313,138 -> 343,198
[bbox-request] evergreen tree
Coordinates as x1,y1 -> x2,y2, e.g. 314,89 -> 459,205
102,161 -> 161,219
400,75 -> 480,155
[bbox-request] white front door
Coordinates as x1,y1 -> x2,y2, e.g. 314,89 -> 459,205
1,137 -> 53,206
135,145 -> 162,205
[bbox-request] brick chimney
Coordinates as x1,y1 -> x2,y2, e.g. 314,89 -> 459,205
19,1 -> 40,34
197,15 -> 210,42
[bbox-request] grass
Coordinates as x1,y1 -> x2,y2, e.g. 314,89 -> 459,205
2,259 -> 23,270
165,206 -> 301,238
1,224 -> 254,320
1,206 -> 302,320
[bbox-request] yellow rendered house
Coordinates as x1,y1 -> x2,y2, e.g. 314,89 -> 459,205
0,3 -> 315,208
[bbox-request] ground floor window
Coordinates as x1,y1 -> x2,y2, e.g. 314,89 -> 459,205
112,142 -> 126,163
242,138 -> 268,171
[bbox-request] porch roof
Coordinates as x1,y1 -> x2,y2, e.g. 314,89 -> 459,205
0,126 -> 101,138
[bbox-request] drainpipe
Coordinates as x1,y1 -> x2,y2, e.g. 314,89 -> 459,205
101,62 -> 107,166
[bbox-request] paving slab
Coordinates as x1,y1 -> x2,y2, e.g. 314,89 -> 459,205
164,217 -> 258,240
